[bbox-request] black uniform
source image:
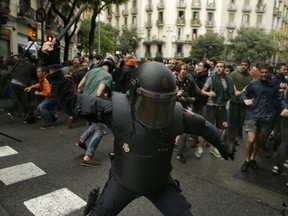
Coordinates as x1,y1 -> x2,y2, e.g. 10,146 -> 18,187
47,60 -> 234,216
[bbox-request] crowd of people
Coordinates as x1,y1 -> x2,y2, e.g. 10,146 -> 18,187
0,49 -> 287,180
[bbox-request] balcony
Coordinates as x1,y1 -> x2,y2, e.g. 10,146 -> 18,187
0,0 -> 10,14
145,4 -> 153,12
122,24 -> 128,31
256,4 -> 266,13
122,9 -> 129,16
115,10 -> 120,17
107,13 -> 112,19
176,18 -> 186,25
17,1 -> 36,23
130,23 -> 137,30
226,21 -> 236,29
241,22 -> 250,28
227,3 -> 237,12
191,1 -> 201,9
175,52 -> 184,58
177,0 -> 186,8
145,20 -> 152,28
190,19 -> 201,27
206,2 -> 216,10
156,19 -> 164,27
255,23 -> 264,29
242,4 -> 251,12
131,8 -> 138,14
205,20 -> 215,28
273,8 -> 282,18
157,1 -> 165,10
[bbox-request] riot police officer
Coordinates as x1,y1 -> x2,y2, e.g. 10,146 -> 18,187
41,40 -> 235,216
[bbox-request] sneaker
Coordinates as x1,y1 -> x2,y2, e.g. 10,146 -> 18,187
52,116 -> 59,123
75,140 -> 87,150
81,158 -> 101,167
177,154 -> 187,164
231,138 -> 240,146
195,147 -> 203,159
272,166 -> 282,175
7,112 -> 14,120
250,160 -> 259,169
40,124 -> 55,129
67,116 -> 73,129
241,161 -> 250,172
210,147 -> 222,158
284,160 -> 288,169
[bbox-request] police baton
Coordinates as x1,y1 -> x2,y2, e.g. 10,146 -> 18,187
0,131 -> 22,143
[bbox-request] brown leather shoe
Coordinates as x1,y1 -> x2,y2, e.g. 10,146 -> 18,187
75,140 -> 87,150
81,159 -> 101,167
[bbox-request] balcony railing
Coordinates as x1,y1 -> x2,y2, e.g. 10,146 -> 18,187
122,24 -> 128,31
131,8 -> 138,14
191,1 -> 201,9
206,20 -> 215,27
157,1 -> 165,9
145,52 -> 151,58
156,19 -> 164,27
190,19 -> 201,27
145,4 -> 153,12
206,2 -> 216,10
122,9 -> 129,16
130,23 -> 137,30
241,22 -> 250,28
255,23 -> 264,29
242,4 -> 251,12
17,1 -> 36,21
176,18 -> 186,25
177,0 -> 186,8
115,10 -> 120,17
227,3 -> 237,12
145,20 -> 152,28
226,21 -> 236,29
175,52 -> 184,58
0,0 -> 10,14
256,4 -> 266,13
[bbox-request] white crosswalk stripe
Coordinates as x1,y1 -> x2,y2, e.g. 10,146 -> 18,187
24,188 -> 87,216
0,162 -> 46,185
0,145 -> 18,157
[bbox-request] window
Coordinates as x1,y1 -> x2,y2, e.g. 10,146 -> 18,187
229,13 -> 235,22
159,11 -> 163,22
177,45 -> 182,53
132,0 -> 137,8
244,0 -> 249,5
132,16 -> 137,25
242,14 -> 250,23
178,11 -> 185,19
207,12 -> 214,21
125,17 -> 127,25
177,28 -> 182,40
157,45 -> 162,53
207,0 -> 215,5
192,0 -> 200,6
230,0 -> 235,3
192,29 -> 198,39
116,19 -> 119,27
256,14 -> 262,24
193,11 -> 199,19
146,45 -> 151,54
227,30 -> 233,41
147,30 -> 151,40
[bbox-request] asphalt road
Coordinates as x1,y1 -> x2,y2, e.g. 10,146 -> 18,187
0,99 -> 287,216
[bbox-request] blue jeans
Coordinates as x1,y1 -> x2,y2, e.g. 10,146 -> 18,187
81,123 -> 105,157
37,97 -> 58,126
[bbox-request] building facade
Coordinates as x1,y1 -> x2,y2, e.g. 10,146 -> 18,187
0,0 -> 78,58
106,0 -> 288,59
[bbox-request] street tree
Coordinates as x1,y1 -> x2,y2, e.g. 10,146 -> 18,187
79,19 -> 118,55
49,0 -> 82,61
117,30 -> 140,54
85,0 -> 128,57
190,32 -> 225,62
231,28 -> 276,63
271,30 -> 288,62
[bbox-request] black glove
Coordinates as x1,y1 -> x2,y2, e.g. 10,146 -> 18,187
218,142 -> 235,160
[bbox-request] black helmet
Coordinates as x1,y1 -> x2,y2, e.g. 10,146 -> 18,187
100,54 -> 115,73
129,62 -> 178,129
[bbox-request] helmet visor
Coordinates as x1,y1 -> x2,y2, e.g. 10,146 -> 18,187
133,92 -> 176,129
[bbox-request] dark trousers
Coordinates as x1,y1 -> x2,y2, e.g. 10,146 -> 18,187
10,83 -> 31,116
90,172 -> 192,216
228,102 -> 246,132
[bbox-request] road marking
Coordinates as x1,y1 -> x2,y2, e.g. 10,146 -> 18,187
0,146 -> 18,157
24,188 -> 87,216
0,162 -> 46,185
